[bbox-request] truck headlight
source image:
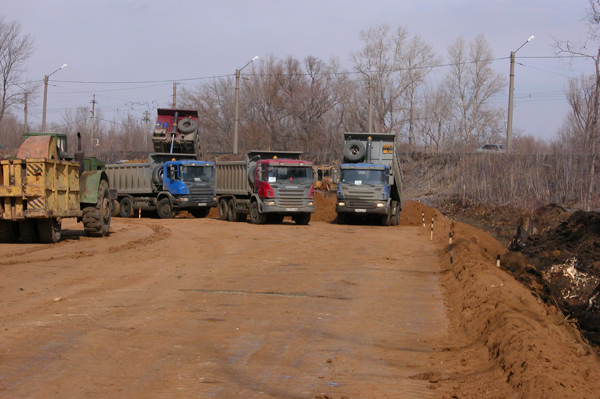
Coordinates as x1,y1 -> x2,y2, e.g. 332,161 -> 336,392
178,197 -> 190,202
376,202 -> 386,207
337,201 -> 346,207
308,201 -> 314,206
264,200 -> 275,206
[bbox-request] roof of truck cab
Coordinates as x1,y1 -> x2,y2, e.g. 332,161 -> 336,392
340,163 -> 389,169
260,159 -> 312,165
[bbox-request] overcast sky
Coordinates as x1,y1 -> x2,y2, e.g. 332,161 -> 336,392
1,0 -> 594,141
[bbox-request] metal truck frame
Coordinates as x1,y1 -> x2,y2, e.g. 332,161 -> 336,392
336,133 -> 403,226
215,150 -> 315,225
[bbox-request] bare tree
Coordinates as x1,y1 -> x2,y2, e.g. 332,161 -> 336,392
444,35 -> 504,150
0,16 -> 35,126
555,0 -> 600,210
350,24 -> 437,149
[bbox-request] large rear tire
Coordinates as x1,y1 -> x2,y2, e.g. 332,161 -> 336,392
227,199 -> 238,222
218,198 -> 228,221
83,180 -> 111,237
38,218 -> 61,243
119,197 -> 134,218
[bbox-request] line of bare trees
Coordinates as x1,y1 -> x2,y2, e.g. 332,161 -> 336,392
1,10 -> 600,210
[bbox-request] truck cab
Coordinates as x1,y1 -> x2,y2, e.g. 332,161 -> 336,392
254,158 -> 315,214
154,160 -> 217,218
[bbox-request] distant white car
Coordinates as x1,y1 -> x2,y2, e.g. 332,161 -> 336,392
475,144 -> 506,153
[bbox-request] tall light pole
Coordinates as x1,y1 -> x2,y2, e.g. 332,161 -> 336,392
41,63 -> 67,132
506,36 -> 534,154
233,55 -> 258,154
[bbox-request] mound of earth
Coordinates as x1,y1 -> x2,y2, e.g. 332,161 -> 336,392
406,201 -> 600,398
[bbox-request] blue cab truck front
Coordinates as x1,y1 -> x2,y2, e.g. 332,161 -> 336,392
163,160 -> 217,209
336,163 -> 392,216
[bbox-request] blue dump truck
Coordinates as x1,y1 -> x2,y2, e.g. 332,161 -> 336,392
336,132 -> 403,226
106,155 -> 216,219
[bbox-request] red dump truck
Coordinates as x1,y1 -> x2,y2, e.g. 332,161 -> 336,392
215,151 -> 315,225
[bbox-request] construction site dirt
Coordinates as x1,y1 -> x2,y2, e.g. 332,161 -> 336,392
1,196 -> 600,398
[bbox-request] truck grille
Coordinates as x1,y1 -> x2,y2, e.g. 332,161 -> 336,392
276,188 -> 308,207
189,185 -> 213,202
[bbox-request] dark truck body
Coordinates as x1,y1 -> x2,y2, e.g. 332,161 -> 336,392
336,133 -> 403,226
215,150 -> 315,225
106,153 -> 217,219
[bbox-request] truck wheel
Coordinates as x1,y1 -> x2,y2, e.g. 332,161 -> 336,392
293,213 -> 311,225
218,198 -> 228,220
227,199 -> 239,222
112,199 -> 120,217
157,198 -> 174,219
190,207 -> 210,218
119,197 -> 134,218
337,213 -> 347,225
19,219 -> 39,243
393,204 -> 400,226
381,212 -> 392,227
0,221 -> 19,243
38,218 -> 61,243
249,202 -> 267,224
343,140 -> 366,162
177,118 -> 197,134
83,180 -> 112,237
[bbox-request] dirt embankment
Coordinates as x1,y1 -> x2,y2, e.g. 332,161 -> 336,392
401,201 -> 600,399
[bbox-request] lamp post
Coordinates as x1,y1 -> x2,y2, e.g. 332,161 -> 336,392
41,63 -> 67,132
506,36 -> 534,154
233,55 -> 258,154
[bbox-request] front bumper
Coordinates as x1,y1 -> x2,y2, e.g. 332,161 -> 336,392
336,200 -> 389,215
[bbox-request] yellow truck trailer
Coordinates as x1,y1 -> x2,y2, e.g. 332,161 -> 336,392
0,134 -> 112,243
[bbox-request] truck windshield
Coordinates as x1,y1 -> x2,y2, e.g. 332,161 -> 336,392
266,165 -> 313,184
180,166 -> 214,183
340,169 -> 387,185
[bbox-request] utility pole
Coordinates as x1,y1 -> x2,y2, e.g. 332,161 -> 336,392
172,82 -> 179,109
143,110 -> 150,150
91,95 -> 97,155
506,35 -> 534,154
23,93 -> 28,132
233,55 -> 259,154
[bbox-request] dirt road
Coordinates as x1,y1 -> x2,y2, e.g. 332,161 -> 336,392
0,216 -> 447,398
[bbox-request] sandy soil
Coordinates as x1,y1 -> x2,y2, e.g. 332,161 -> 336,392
1,196 -> 600,398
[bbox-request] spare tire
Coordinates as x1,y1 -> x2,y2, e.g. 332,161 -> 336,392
343,140 -> 366,162
177,118 -> 197,134
152,164 -> 164,185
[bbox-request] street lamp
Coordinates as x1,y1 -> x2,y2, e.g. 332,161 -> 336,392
506,36 -> 534,154
233,55 -> 258,154
42,63 -> 67,132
